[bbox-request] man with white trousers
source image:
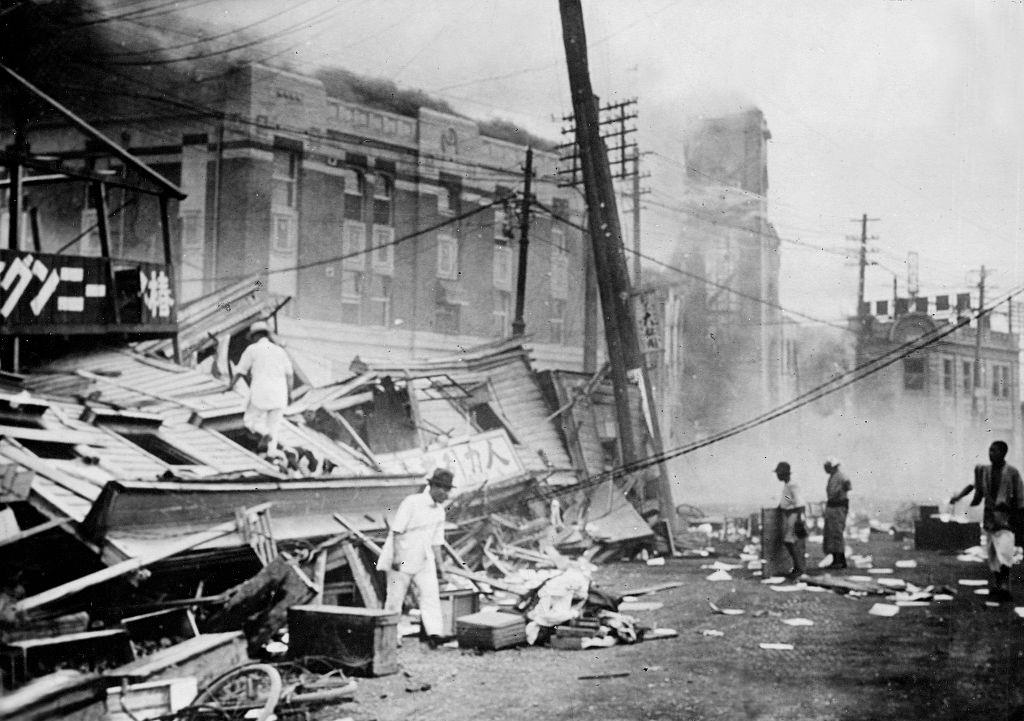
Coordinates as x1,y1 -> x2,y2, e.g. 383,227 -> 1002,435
382,468 -> 453,648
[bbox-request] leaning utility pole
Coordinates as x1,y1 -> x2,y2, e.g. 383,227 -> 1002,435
559,0 -> 675,536
512,147 -> 533,337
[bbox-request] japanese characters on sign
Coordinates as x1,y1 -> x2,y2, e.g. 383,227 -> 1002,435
0,249 -> 175,331
420,428 -> 525,495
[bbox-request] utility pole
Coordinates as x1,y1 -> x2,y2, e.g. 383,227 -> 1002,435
559,0 -> 675,537
512,146 -> 533,337
973,265 -> 987,415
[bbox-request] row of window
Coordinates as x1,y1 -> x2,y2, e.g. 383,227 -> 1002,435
905,355 -> 1013,399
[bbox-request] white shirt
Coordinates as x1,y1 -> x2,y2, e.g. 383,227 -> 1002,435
235,337 -> 293,410
391,488 -> 446,574
779,481 -> 803,511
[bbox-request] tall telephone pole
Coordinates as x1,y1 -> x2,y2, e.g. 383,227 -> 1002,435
973,265 -> 987,415
559,0 -> 675,536
512,147 -> 533,337
853,214 -> 880,316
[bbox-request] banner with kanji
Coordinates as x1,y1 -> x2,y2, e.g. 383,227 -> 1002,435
420,429 -> 526,495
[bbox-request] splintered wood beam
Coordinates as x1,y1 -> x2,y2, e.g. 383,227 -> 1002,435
311,549 -> 328,605
340,541 -> 381,609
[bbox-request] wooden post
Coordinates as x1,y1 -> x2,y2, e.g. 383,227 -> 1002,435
511,146 -> 533,337
341,540 -> 381,609
311,549 -> 328,604
28,207 -> 41,253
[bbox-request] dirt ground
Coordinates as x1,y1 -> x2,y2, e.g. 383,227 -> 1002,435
311,534 -> 1024,721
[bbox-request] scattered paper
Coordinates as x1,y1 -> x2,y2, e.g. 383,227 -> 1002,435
645,628 -> 679,640
933,594 -> 954,601
759,643 -> 794,650
868,568 -> 894,575
770,584 -> 806,592
817,554 -> 834,568
848,575 -> 875,583
974,588 -> 990,595
703,561 -> 742,571
868,603 -> 900,617
647,557 -> 666,566
706,569 -> 732,581
876,577 -> 906,587
582,636 -> 617,649
700,629 -> 724,637
894,560 -> 917,569
895,601 -> 930,607
1013,607 -> 1024,619
761,576 -> 786,585
782,618 -> 814,626
985,601 -> 1002,608
708,600 -> 744,615
620,601 -> 663,612
958,579 -> 987,586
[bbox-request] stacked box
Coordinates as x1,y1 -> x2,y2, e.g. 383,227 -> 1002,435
288,605 -> 399,677
439,589 -> 480,638
455,610 -> 526,650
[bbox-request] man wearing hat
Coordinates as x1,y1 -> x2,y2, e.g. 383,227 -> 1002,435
774,462 -> 806,581
822,457 -> 852,569
230,320 -> 294,454
382,468 -> 454,648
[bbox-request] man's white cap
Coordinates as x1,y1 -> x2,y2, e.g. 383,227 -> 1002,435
249,320 -> 270,336
825,456 -> 840,467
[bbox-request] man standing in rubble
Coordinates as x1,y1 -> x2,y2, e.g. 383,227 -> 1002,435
822,457 -> 852,569
382,468 -> 454,649
949,440 -> 1024,602
231,320 -> 293,454
774,461 -> 806,582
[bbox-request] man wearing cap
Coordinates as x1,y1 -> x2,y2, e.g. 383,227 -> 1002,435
822,457 -> 852,569
230,321 -> 294,454
383,468 -> 454,648
775,462 -> 806,581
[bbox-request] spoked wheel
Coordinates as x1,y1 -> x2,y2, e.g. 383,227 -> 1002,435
184,663 -> 283,721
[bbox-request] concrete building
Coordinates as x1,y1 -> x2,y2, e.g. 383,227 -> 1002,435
3,63 -> 587,381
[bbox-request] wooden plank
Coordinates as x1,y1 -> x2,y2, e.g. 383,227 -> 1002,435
0,424 -> 100,446
311,549 -> 328,604
17,503 -> 272,615
333,513 -> 383,556
328,409 -> 381,470
0,517 -> 70,550
443,566 -> 520,594
341,540 -> 381,609
620,581 -> 684,597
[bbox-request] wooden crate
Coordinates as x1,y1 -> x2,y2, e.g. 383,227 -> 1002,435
105,676 -> 197,721
1,630 -> 134,689
439,589 -> 480,638
455,610 -> 526,651
120,608 -> 199,654
288,605 -> 399,677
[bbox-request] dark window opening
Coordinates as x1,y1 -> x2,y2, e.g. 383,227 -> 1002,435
903,357 -> 926,391
121,433 -> 200,465
220,427 -> 262,454
18,440 -> 78,460
468,403 -> 518,444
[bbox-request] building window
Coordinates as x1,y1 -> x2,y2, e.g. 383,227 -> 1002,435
942,358 -> 954,394
272,149 -> 298,209
438,185 -> 458,216
962,361 -> 972,392
342,220 -> 367,270
550,247 -> 569,300
342,168 -> 364,221
493,245 -> 513,290
903,356 -> 926,391
371,225 -> 395,274
435,303 -> 460,335
373,174 -> 393,226
437,233 -> 459,279
493,290 -> 512,337
368,273 -> 391,327
271,213 -> 296,253
549,300 -> 566,344
494,203 -> 513,241
121,432 -> 200,466
340,269 -> 362,322
551,197 -> 570,222
993,364 -> 1011,399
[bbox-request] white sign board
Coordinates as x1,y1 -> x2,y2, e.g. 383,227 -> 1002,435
420,429 -> 526,496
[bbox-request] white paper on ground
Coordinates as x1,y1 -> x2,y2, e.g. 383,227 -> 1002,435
958,579 -> 987,586
974,588 -> 990,595
895,601 -> 930,607
647,557 -> 666,566
817,554 -> 834,568
868,568 -> 894,575
803,585 -> 828,592
868,603 -> 900,617
782,618 -> 814,626
894,560 -> 918,568
620,601 -> 664,612
1013,607 -> 1024,619
701,629 -> 725,637
933,594 -> 955,601
759,643 -> 795,650
876,577 -> 906,587
848,575 -> 875,583
770,584 -> 806,592
706,569 -> 732,581
761,576 -> 786,584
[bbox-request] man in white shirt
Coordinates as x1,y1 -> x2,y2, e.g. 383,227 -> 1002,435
231,320 -> 294,454
383,468 -> 453,649
775,461 -> 807,582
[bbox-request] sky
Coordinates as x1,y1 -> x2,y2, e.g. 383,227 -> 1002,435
179,0 -> 1024,329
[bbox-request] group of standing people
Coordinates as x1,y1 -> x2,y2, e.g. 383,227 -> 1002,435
773,457 -> 852,581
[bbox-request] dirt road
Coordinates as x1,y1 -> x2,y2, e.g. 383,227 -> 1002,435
316,534 -> 1024,721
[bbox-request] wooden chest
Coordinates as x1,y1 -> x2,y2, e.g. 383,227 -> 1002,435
439,589 -> 480,638
455,610 -> 527,651
288,605 -> 399,677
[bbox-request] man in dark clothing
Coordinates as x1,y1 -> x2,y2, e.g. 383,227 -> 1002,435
950,441 -> 1024,602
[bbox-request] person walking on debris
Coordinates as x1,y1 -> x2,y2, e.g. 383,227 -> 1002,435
380,468 -> 454,649
775,461 -> 807,582
949,440 -> 1024,603
822,457 -> 851,569
230,320 -> 294,454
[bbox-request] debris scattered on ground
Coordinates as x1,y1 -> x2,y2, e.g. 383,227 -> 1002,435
782,618 -> 814,626
869,603 -> 900,617
707,600 -> 744,615
706,569 -> 732,581
759,643 -> 794,650
700,629 -> 725,637
958,579 -> 987,586
894,560 -> 918,569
